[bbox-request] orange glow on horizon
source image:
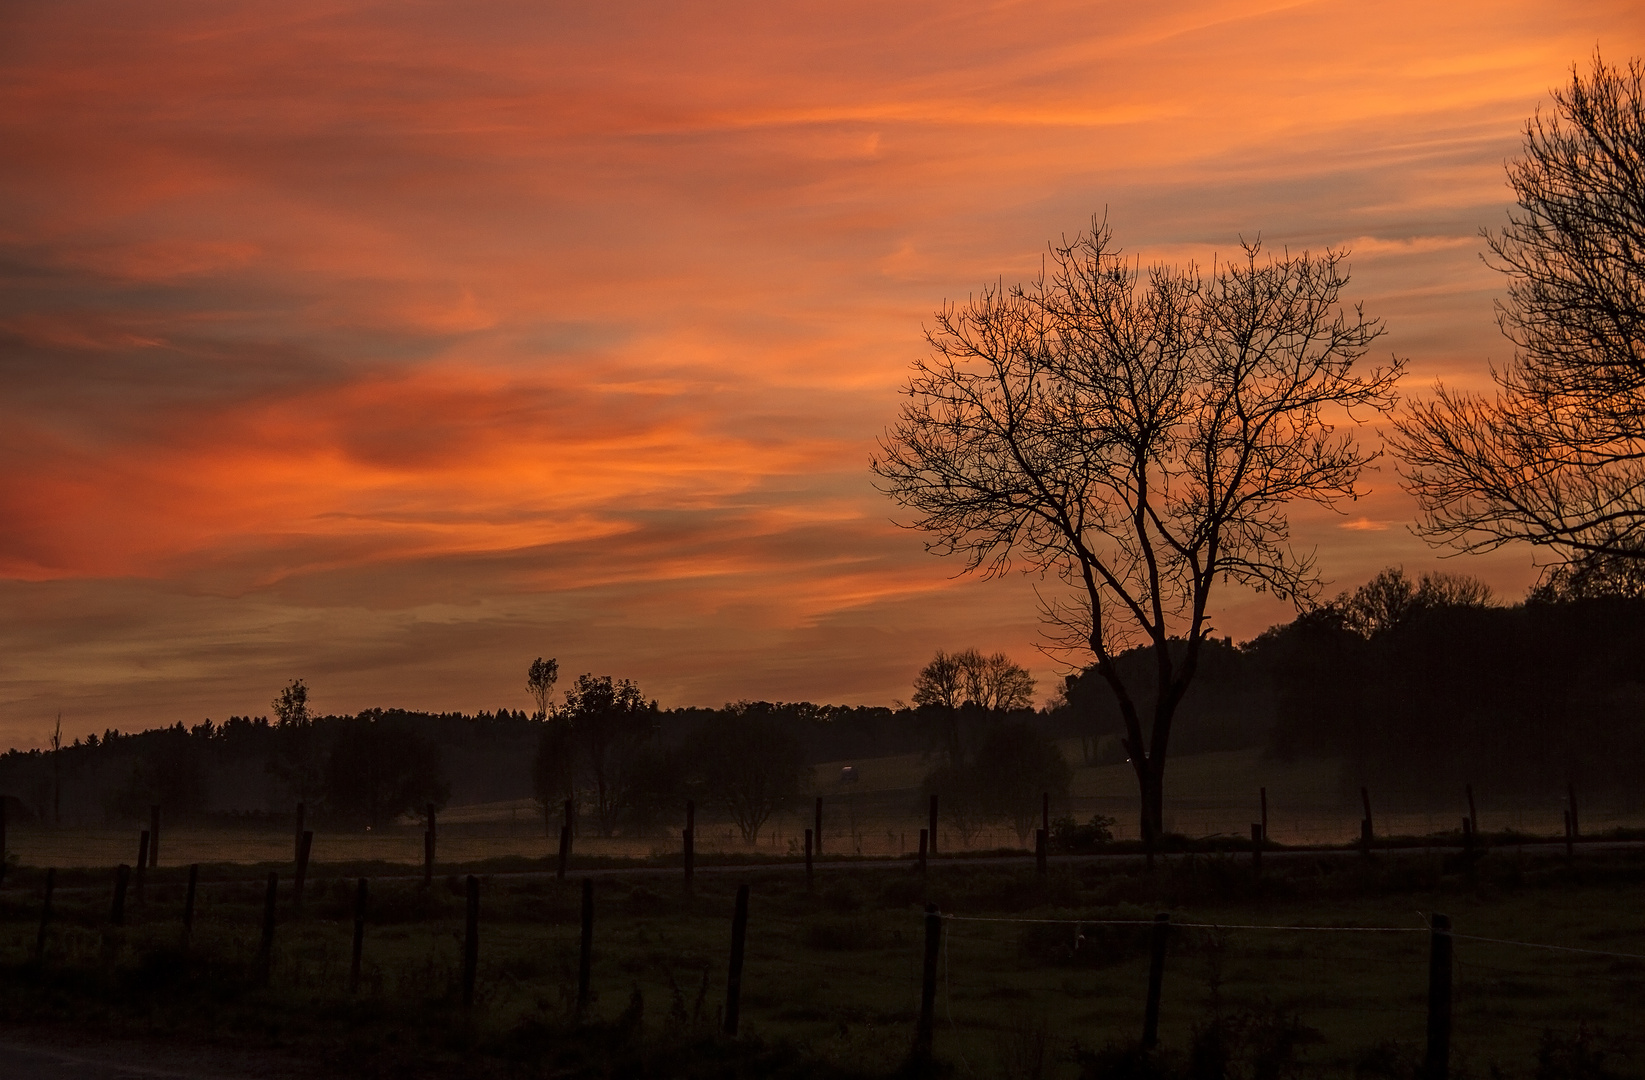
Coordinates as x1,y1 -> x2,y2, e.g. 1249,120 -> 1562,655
1,0 -> 1640,741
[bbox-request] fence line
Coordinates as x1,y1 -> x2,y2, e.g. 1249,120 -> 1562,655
942,913 -> 1425,932
939,911 -> 1645,959
12,857 -> 1642,1075
1445,931 -> 1645,962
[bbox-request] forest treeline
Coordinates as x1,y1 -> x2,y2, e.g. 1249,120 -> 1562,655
1068,569 -> 1645,802
0,698 -> 937,832
3,570 -> 1641,829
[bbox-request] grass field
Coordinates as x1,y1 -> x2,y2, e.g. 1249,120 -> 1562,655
1,844 -> 1642,1078
10,748 -> 1641,870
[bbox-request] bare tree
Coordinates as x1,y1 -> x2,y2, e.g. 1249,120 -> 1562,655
912,648 -> 1035,711
874,218 -> 1401,846
1529,549 -> 1645,601
911,650 -> 968,709
962,651 -> 1036,712
1396,54 -> 1645,564
526,657 -> 559,721
1333,566 -> 1494,637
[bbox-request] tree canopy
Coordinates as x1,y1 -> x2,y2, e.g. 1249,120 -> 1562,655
874,218 -> 1401,845
911,648 -> 1035,711
1397,54 -> 1645,564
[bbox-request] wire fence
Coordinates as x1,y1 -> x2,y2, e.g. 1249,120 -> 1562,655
4,850 -> 1645,1078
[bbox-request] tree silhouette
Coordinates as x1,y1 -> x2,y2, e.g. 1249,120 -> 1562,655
875,218 -> 1401,847
685,705 -> 811,843
321,713 -> 448,829
560,674 -> 656,837
526,657 -> 559,721
1397,54 -> 1645,564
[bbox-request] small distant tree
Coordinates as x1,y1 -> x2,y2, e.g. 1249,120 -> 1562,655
273,679 -> 310,726
685,705 -> 812,843
963,652 -> 1036,711
1334,567 -> 1495,637
526,657 -> 559,721
911,650 -> 968,709
912,649 -> 1036,711
50,712 -> 62,826
321,713 -> 448,829
921,762 -> 990,846
913,649 -> 1037,769
108,724 -> 208,821
531,716 -> 575,834
561,674 -> 657,836
974,721 -> 1071,844
269,679 -> 322,804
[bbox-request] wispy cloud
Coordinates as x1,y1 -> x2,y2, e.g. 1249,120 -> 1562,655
0,0 -> 1638,742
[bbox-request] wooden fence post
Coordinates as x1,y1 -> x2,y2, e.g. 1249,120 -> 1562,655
1035,828 -> 1047,877
1465,785 -> 1477,834
182,863 -> 198,948
35,867 -> 54,961
918,829 -> 928,878
423,804 -> 436,888
295,830 -> 313,914
462,874 -> 479,1009
684,800 -> 695,894
576,878 -> 594,1019
1260,787 -> 1268,844
428,803 -> 438,874
1141,912 -> 1170,1050
1425,913 -> 1453,1080
135,831 -> 149,901
349,877 -> 367,994
914,902 -> 941,1067
804,828 -> 814,892
815,796 -> 823,856
111,864 -> 130,925
928,795 -> 939,856
149,805 -> 160,868
258,871 -> 278,973
1251,824 -> 1262,877
724,883 -> 750,1036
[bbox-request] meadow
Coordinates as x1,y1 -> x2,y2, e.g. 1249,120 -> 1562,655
12,747 -> 1637,870
3,745 -> 1642,1077
1,839 -> 1643,1078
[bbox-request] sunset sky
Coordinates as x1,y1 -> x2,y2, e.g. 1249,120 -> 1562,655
2,1 -> 1641,746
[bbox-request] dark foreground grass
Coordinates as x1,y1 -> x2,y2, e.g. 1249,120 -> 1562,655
1,848 -> 1643,1079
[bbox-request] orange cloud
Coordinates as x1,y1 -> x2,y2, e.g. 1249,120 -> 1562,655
0,0 -> 1639,740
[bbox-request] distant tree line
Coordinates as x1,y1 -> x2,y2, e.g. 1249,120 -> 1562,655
1064,567 -> 1645,801
1253,573 -> 1645,798
0,679 -> 933,833
8,566 -> 1638,829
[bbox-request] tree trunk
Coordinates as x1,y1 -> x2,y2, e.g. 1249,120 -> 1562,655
1139,764 -> 1164,850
